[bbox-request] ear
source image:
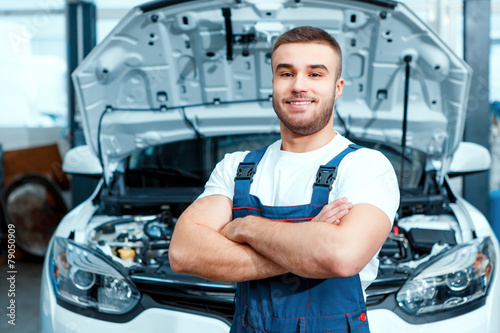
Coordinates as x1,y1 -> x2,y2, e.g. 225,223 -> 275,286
334,78 -> 344,100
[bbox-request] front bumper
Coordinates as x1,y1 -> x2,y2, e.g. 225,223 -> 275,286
41,233 -> 500,333
40,255 -> 230,333
368,306 -> 498,333
41,305 -> 230,333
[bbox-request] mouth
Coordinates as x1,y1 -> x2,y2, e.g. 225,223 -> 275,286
285,99 -> 315,111
286,97 -> 315,104
288,101 -> 313,105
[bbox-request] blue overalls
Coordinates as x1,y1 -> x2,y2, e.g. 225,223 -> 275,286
230,144 -> 370,333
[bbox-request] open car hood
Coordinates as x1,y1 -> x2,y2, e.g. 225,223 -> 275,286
72,0 -> 471,182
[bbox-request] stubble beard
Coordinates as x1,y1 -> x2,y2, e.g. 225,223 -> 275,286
273,92 -> 336,136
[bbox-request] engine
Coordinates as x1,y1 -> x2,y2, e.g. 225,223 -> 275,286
378,213 -> 459,275
87,210 -> 176,269
86,206 -> 460,279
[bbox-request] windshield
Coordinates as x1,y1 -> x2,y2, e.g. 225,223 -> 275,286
353,138 -> 426,191
125,133 -> 281,188
124,134 -> 425,191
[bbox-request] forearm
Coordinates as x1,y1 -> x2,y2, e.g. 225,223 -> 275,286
169,195 -> 287,282
236,216 -> 345,278
226,204 -> 391,279
170,224 -> 286,282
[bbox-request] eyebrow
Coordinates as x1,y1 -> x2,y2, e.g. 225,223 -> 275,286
275,63 -> 329,73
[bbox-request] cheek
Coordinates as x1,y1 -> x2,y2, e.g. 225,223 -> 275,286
272,80 -> 289,95
315,86 -> 336,100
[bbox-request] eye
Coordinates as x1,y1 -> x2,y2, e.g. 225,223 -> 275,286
309,73 -> 322,77
280,72 -> 293,77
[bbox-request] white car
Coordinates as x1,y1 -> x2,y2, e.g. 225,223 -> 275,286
40,0 -> 500,332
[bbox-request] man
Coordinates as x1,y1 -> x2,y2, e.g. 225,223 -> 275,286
169,26 -> 399,332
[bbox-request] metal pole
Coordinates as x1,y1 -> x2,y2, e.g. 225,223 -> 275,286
66,0 -> 98,207
67,0 -> 96,148
463,0 -> 491,217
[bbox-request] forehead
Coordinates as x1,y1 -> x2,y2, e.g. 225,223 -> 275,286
272,42 -> 339,71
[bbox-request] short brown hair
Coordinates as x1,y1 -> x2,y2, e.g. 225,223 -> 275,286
271,26 -> 342,78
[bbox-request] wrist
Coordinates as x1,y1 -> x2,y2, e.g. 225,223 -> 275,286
239,215 -> 267,244
235,216 -> 253,242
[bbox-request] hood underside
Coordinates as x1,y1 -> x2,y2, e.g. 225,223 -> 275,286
72,0 -> 471,177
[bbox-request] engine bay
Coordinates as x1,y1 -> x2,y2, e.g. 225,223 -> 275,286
86,197 -> 463,282
88,210 -> 176,270
86,134 -> 459,277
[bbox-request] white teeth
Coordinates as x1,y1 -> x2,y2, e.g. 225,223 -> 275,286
289,101 -> 312,105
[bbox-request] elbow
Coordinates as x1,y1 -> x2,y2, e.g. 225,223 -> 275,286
168,246 -> 189,274
333,262 -> 362,278
322,251 -> 363,278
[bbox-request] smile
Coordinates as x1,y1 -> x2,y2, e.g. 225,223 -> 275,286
288,101 -> 313,105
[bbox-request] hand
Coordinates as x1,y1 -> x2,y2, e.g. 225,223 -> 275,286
311,197 -> 353,225
220,217 -> 247,243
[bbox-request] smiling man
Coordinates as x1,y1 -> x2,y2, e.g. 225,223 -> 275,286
169,26 -> 400,333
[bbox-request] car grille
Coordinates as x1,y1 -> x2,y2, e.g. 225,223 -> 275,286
134,280 -> 235,322
134,275 -> 406,322
365,276 -> 407,307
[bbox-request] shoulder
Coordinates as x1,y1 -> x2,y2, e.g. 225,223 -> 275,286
331,135 -> 392,169
333,142 -> 400,221
338,147 -> 397,188
354,147 -> 391,164
342,143 -> 394,173
218,150 -> 250,169
197,150 -> 249,200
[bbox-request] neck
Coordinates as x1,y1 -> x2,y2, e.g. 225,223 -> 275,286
280,126 -> 337,153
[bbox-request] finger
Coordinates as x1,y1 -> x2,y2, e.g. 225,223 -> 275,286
324,197 -> 348,210
311,198 -> 347,221
318,206 -> 345,222
338,197 -> 348,204
323,208 -> 349,224
219,225 -> 228,237
320,202 -> 352,221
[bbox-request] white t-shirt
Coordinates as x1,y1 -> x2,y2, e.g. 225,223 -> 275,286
199,133 -> 400,290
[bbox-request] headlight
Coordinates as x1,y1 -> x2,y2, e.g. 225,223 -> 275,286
50,237 -> 140,315
397,237 -> 495,316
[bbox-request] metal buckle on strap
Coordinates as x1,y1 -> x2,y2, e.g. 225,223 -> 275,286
314,165 -> 337,191
235,162 -> 256,182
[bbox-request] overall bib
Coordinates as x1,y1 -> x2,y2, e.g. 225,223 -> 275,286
230,144 -> 370,333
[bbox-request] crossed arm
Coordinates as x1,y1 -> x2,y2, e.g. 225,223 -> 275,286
169,194 -> 391,282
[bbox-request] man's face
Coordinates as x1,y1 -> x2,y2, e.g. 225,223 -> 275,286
271,42 -> 344,136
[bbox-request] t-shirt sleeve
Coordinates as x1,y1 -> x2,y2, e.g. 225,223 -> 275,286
197,151 -> 248,201
333,149 -> 400,224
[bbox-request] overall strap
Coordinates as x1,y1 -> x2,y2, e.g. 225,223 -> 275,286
311,144 -> 363,205
234,145 -> 269,196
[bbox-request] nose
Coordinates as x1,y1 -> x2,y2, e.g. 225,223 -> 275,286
291,74 -> 308,94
